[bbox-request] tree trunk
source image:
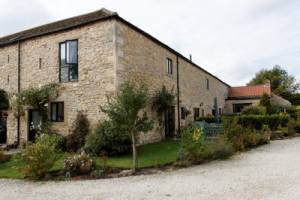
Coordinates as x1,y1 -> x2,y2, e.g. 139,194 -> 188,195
131,133 -> 138,173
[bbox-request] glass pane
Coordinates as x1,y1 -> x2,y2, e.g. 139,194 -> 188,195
60,43 -> 66,64
69,65 -> 78,81
66,41 -> 78,64
58,103 -> 64,121
51,104 -> 57,121
60,66 -> 69,82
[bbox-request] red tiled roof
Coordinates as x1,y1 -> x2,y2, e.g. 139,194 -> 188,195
228,84 -> 271,99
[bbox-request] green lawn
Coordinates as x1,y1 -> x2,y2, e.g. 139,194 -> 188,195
0,139 -> 180,179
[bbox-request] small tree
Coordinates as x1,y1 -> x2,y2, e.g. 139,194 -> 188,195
100,81 -> 153,173
260,93 -> 271,107
67,111 -> 90,152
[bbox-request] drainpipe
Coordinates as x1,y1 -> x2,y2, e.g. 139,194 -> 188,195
17,40 -> 21,146
176,55 -> 181,136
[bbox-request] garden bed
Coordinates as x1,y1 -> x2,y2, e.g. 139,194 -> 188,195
0,139 -> 181,180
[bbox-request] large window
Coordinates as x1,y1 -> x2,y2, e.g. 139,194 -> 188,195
59,40 -> 78,82
166,58 -> 173,74
233,103 -> 251,113
51,102 -> 64,122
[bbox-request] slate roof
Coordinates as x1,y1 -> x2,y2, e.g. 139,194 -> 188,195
0,8 -> 117,47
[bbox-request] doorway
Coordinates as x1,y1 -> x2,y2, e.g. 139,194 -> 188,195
164,106 -> 175,138
28,110 -> 42,142
0,112 -> 7,144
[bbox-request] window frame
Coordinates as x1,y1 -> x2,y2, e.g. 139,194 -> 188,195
50,102 -> 64,122
166,58 -> 173,74
206,78 -> 210,90
181,107 -> 186,120
59,40 -> 78,83
193,108 -> 200,121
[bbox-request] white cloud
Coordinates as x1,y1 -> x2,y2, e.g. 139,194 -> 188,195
0,0 -> 299,86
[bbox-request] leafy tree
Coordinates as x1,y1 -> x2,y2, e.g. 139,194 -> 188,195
0,89 -> 9,110
248,65 -> 300,96
259,93 -> 271,107
100,81 -> 153,173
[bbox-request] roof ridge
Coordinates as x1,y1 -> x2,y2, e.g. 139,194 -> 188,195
0,8 -> 116,46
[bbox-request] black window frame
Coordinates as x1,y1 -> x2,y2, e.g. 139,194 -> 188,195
193,108 -> 200,121
166,58 -> 173,74
233,103 -> 252,113
181,107 -> 186,120
59,40 -> 78,83
50,102 -> 64,122
206,78 -> 210,90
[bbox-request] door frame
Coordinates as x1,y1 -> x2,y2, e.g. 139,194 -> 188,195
0,111 -> 7,144
28,109 -> 41,142
164,106 -> 175,138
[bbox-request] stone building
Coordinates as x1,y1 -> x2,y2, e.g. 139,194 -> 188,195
0,8 -> 230,145
224,84 -> 291,114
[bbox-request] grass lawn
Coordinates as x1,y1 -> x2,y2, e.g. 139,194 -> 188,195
0,139 -> 180,179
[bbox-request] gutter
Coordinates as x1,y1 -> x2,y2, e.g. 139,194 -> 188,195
17,40 -> 21,146
176,55 -> 181,136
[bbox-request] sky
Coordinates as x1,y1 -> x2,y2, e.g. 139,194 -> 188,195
0,0 -> 299,86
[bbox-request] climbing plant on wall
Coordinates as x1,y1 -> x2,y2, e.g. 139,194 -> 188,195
12,83 -> 60,133
152,86 -> 176,125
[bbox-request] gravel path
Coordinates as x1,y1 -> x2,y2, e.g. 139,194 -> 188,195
2,137 -> 300,200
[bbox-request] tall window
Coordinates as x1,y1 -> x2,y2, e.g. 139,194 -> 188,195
166,58 -> 173,74
59,40 -> 78,82
181,107 -> 186,120
206,78 -> 210,90
51,102 -> 64,122
193,108 -> 200,121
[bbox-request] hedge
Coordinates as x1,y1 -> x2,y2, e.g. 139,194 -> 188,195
222,114 -> 289,131
196,116 -> 216,123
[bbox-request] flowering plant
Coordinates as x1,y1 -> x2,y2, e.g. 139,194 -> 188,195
64,151 -> 94,175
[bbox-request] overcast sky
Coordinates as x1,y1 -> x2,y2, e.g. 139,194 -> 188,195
0,0 -> 299,86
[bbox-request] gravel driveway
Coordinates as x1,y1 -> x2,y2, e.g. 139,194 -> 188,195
1,137 -> 300,200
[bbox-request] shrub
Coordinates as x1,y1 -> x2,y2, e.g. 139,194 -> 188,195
196,116 -> 216,123
67,112 -> 90,152
20,134 -> 60,179
208,135 -> 234,160
243,131 -> 259,148
241,106 -> 266,115
181,125 -> 205,162
237,114 -> 289,130
181,125 -> 233,162
286,107 -> 298,120
287,119 -> 300,137
84,121 -> 131,156
64,152 -> 94,175
0,150 -> 10,163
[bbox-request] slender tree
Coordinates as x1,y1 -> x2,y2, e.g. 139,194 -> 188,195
100,81 -> 153,173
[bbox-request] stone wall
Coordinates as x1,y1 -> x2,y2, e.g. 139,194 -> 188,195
0,20 -> 117,144
0,44 -> 19,144
116,21 -> 229,143
0,17 -> 230,145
